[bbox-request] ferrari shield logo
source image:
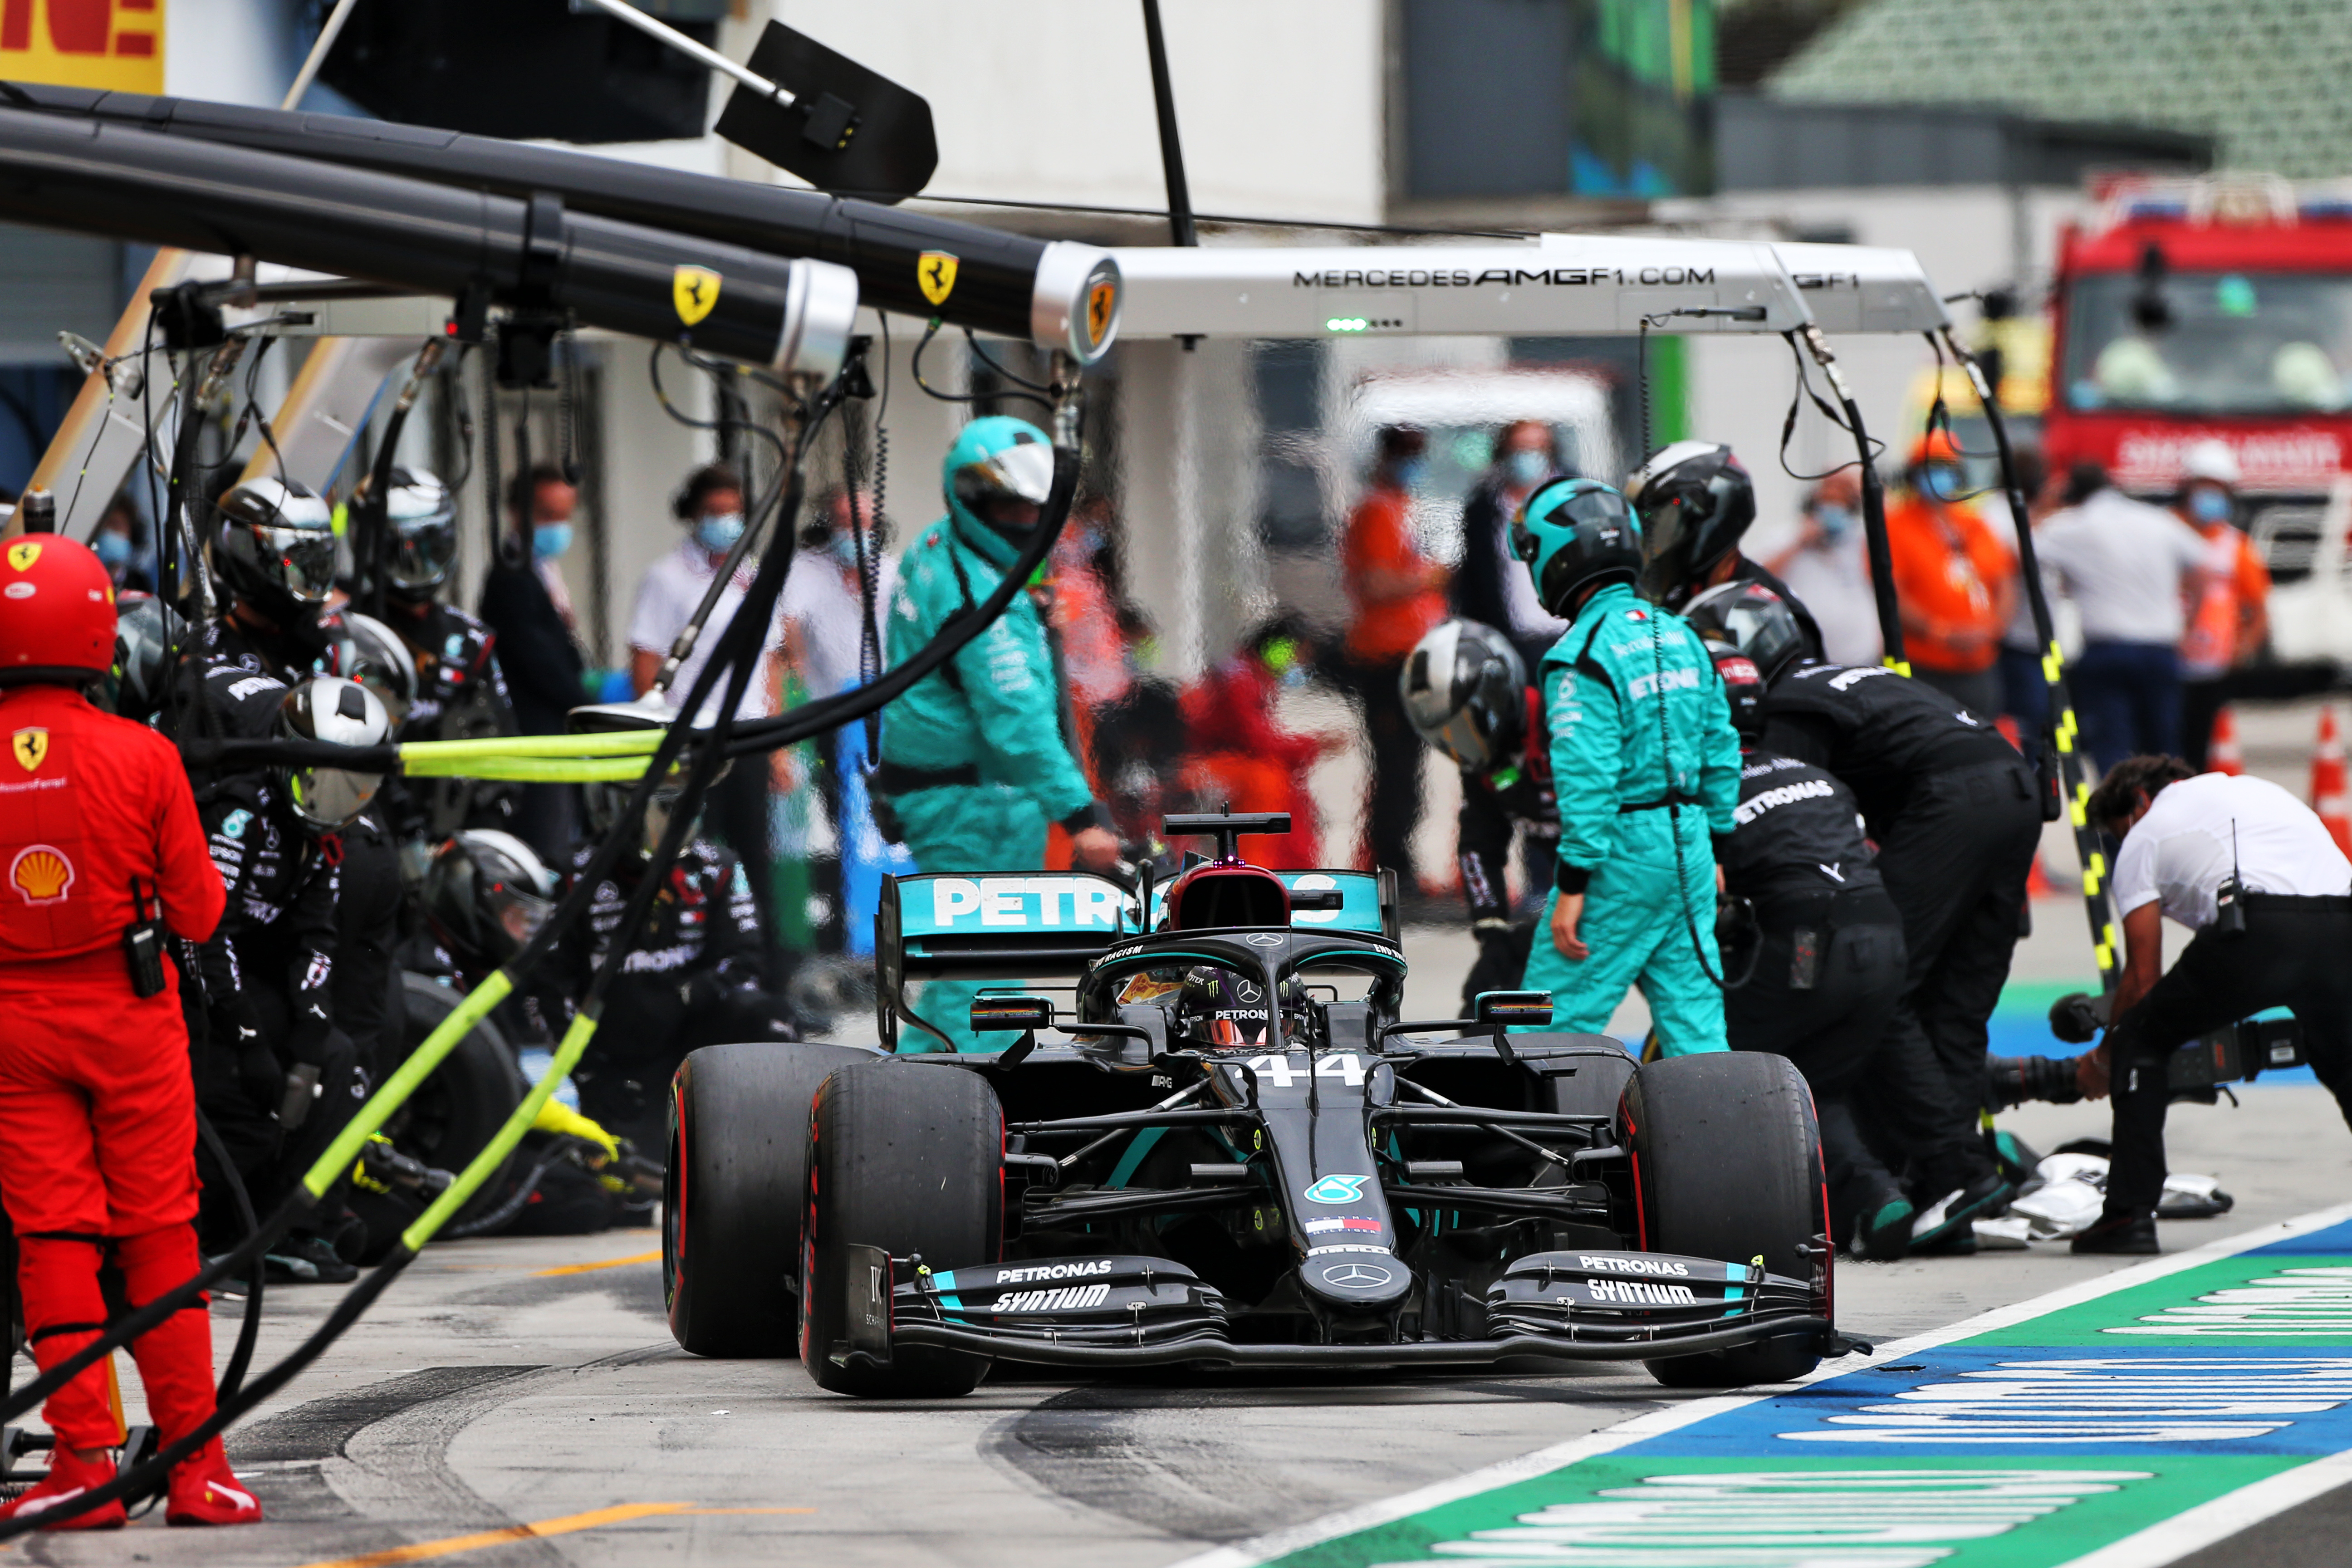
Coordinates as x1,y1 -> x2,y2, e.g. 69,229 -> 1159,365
918,250 -> 959,307
1087,278 -> 1116,345
5,539 -> 38,572
10,727 -> 45,772
672,265 -> 723,327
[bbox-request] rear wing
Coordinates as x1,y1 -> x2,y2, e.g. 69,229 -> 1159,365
874,868 -> 1396,1048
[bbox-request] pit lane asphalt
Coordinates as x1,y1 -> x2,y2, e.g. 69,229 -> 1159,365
12,943 -> 2348,1566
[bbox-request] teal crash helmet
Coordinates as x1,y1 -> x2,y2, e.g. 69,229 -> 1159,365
1510,476 -> 1642,619
943,415 -> 1057,568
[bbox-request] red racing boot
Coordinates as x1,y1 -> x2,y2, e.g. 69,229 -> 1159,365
166,1439 -> 261,1527
0,1445 -> 127,1529
164,1439 -> 261,1523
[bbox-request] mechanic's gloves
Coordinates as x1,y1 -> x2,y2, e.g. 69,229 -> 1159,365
533,1098 -> 621,1164
2048,991 -> 2111,1045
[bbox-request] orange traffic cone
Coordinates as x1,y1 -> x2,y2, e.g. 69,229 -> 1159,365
2209,706 -> 2244,776
2314,705 -> 2352,854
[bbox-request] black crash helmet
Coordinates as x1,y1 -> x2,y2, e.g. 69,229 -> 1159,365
211,477 -> 337,622
1681,579 -> 1808,686
1627,441 -> 1756,608
423,829 -> 558,969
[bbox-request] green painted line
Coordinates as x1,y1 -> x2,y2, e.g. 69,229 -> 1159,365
1172,1203 -> 2352,1568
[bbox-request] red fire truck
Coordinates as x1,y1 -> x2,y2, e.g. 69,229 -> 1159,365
2045,173 -> 2352,670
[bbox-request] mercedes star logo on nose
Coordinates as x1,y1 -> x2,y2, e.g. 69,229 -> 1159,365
1244,932 -> 1284,947
1325,1262 -> 1393,1287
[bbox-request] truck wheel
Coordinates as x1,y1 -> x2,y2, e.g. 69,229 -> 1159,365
665,1041 -> 876,1357
393,972 -> 526,1229
1625,1051 -> 1828,1389
801,1060 -> 1002,1398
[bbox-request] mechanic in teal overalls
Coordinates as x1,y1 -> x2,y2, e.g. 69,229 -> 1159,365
1512,478 -> 1742,1054
876,416 -> 1122,1051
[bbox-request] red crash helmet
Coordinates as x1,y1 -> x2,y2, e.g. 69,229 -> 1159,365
0,534 -> 117,687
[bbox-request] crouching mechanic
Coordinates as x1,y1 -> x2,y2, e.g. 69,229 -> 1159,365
1688,580 -> 2032,1250
560,772 -> 797,1147
1399,618 -> 1559,1011
876,416 -> 1120,1050
1707,645 -> 1915,1259
1510,478 -> 1740,1052
0,534 -> 260,1528
2072,758 -> 2352,1254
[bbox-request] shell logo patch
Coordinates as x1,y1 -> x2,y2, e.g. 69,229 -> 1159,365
11,727 -> 47,772
10,844 -> 73,905
918,250 -> 959,307
673,265 -> 723,328
5,539 -> 39,572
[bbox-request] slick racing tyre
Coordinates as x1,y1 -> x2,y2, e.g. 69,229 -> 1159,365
1625,1051 -> 1828,1389
392,972 -> 528,1230
801,1059 -> 1003,1398
665,1041 -> 877,1357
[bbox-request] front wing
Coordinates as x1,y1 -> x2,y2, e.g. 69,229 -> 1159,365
823,1247 -> 1856,1373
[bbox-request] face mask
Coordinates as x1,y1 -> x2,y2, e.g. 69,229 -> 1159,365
2190,487 -> 2234,524
533,522 -> 573,561
1393,457 -> 1427,492
1812,503 -> 1856,541
1504,449 -> 1550,487
93,530 -> 133,568
695,512 -> 745,552
1921,465 -> 1965,502
824,532 -> 861,567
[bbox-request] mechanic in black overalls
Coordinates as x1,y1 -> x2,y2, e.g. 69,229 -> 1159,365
1686,579 -> 2035,1253
557,773 -> 798,1147
185,668 -> 392,1283
1626,442 -> 1826,658
1705,645 -> 1914,1260
1398,618 -> 1558,1012
366,468 -> 522,852
184,479 -> 409,1093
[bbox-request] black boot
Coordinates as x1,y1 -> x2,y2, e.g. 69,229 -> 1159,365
2070,1208 -> 2159,1255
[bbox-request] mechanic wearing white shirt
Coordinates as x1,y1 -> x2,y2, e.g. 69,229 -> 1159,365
2073,759 -> 2352,1253
625,461 -> 790,985
2034,468 -> 2209,771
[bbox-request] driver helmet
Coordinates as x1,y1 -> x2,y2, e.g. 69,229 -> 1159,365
324,609 -> 420,730
1399,618 -> 1526,772
276,674 -> 392,830
1626,441 -> 1756,608
1510,477 -> 1642,620
211,477 -> 337,622
109,590 -> 186,722
422,829 -> 558,969
1681,579 -> 1808,686
0,534 -> 116,689
381,467 -> 458,599
943,416 -> 1057,569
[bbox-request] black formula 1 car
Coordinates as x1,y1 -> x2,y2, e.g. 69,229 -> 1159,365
662,813 -> 1853,1397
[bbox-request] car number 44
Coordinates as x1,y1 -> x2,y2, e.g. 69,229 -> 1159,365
1245,1053 -> 1365,1088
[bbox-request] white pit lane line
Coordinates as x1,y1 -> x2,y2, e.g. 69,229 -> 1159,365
1167,1199 -> 2352,1568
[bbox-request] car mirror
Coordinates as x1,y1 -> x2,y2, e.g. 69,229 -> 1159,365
1472,990 -> 1553,1029
1288,889 -> 1344,911
970,995 -> 1056,1033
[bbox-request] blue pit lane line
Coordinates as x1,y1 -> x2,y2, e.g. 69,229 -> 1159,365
1171,1202 -> 2352,1568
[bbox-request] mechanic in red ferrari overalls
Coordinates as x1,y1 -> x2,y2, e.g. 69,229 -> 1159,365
0,533 -> 261,1529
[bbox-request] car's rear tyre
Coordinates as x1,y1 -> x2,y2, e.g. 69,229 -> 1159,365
1624,1051 -> 1828,1389
801,1060 -> 1002,1398
666,1041 -> 875,1357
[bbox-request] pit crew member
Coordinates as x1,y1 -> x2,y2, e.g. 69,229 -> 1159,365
2073,757 -> 2352,1254
1689,581 -> 2029,1250
874,416 -> 1119,1051
1512,477 -> 1740,1054
1399,617 -> 1558,1010
0,534 -> 259,1528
